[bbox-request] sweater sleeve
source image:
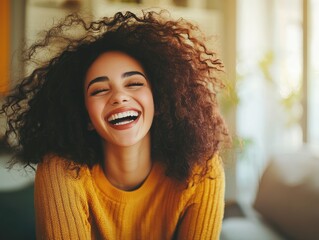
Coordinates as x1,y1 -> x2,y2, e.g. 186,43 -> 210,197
34,157 -> 91,240
176,158 -> 225,240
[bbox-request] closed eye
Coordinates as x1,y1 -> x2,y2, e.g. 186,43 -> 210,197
127,82 -> 144,88
90,88 -> 109,96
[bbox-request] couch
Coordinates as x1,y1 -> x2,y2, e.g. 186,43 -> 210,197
221,146 -> 319,240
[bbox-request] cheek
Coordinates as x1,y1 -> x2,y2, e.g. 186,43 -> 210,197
140,89 -> 154,117
85,99 -> 106,121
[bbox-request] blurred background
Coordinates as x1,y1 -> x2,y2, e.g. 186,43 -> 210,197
0,0 -> 318,239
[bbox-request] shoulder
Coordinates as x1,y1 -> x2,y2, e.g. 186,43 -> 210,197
189,154 -> 224,186
182,154 -> 225,199
35,155 -> 91,186
207,154 -> 224,178
34,155 -> 92,238
34,155 -> 94,209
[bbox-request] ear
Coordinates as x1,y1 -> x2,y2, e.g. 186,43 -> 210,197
87,122 -> 95,131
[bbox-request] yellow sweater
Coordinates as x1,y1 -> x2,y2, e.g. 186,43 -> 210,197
34,156 -> 225,240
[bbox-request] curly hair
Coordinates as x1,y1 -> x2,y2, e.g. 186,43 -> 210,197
1,9 -> 228,181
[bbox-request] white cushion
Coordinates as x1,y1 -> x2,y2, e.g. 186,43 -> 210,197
221,217 -> 284,240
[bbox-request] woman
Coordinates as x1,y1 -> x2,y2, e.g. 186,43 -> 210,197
1,10 -> 228,239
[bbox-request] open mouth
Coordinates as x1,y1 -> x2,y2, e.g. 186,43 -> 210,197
107,110 -> 140,126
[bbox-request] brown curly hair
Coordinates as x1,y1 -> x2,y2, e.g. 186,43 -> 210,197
1,9 -> 228,181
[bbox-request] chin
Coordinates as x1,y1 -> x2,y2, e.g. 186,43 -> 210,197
106,136 -> 147,148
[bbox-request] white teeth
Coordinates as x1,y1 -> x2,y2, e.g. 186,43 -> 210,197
114,120 -> 134,125
108,110 -> 139,122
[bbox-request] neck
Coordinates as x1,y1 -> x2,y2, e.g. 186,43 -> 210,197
102,134 -> 152,191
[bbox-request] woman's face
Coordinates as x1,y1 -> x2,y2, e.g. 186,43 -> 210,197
84,51 -> 154,147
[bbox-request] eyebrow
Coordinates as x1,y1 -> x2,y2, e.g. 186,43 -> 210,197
122,71 -> 147,79
86,76 -> 109,90
86,71 -> 147,91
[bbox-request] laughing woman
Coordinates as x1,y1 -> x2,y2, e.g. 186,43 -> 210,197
1,10 -> 228,240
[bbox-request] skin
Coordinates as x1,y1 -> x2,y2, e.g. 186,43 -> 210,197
84,51 -> 154,191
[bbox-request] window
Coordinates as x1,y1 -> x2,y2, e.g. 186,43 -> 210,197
308,0 -> 319,145
236,0 -> 311,203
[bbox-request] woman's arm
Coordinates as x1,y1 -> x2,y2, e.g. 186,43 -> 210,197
34,157 -> 91,240
176,160 -> 225,240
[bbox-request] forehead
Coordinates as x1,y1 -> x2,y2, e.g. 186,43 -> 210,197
85,51 -> 145,79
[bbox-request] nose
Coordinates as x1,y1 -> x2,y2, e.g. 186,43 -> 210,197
110,90 -> 130,106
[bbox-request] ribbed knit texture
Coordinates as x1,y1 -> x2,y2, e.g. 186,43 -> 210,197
34,155 -> 225,240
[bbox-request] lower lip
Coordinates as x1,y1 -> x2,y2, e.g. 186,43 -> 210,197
108,115 -> 140,130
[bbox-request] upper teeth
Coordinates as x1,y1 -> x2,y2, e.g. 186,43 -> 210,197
108,110 -> 139,122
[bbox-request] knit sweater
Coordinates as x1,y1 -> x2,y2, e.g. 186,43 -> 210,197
34,155 -> 225,240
